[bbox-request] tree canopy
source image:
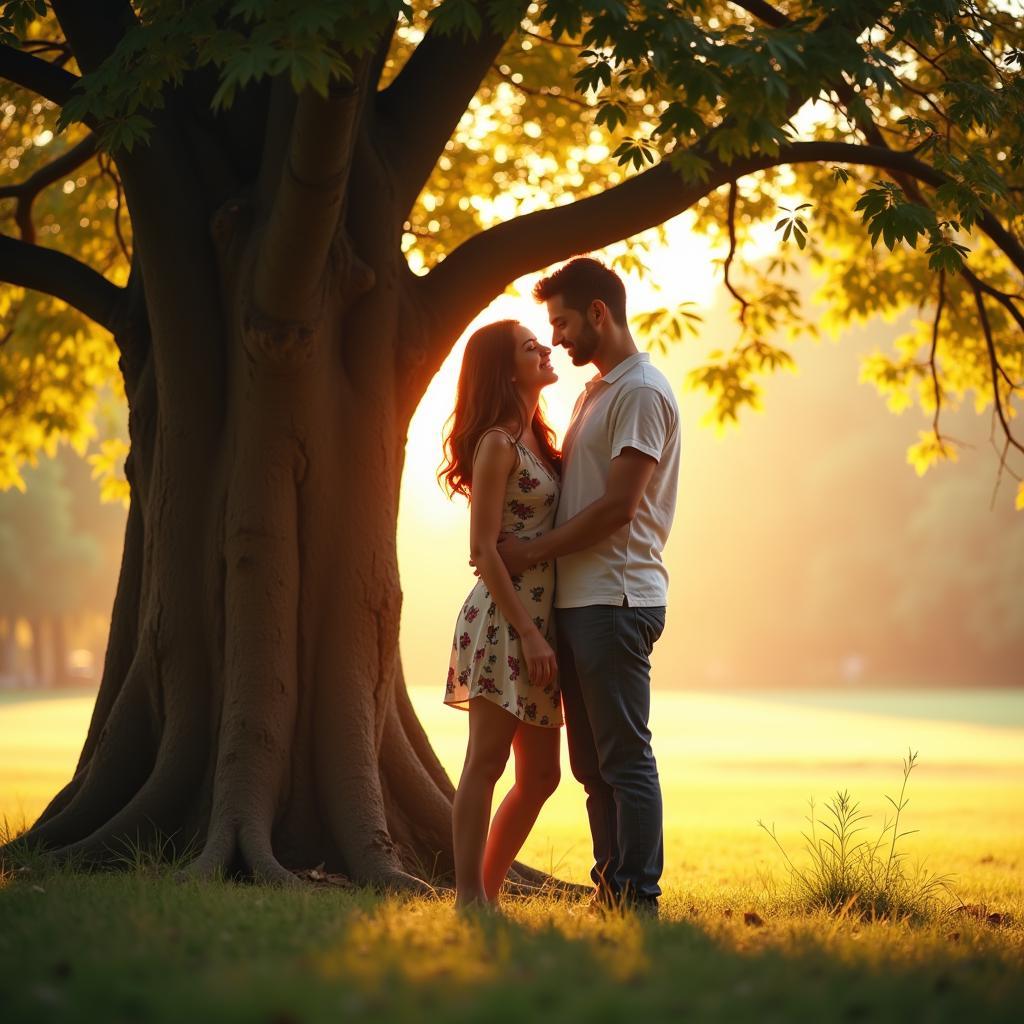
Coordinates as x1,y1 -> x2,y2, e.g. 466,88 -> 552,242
0,1 -> 1019,507
1,0 -> 1023,509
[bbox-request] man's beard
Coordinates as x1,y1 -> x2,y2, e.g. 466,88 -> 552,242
571,320 -> 600,366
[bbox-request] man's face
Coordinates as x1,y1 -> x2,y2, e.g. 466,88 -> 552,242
546,294 -> 600,367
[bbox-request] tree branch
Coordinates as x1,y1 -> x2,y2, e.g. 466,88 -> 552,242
491,62 -> 590,109
0,43 -> 78,104
377,1 -> 528,218
367,15 -> 399,94
728,0 -> 787,29
0,135 -> 96,244
963,269 -> 1024,337
521,27 -> 578,49
734,2 -> 964,148
253,84 -> 361,322
970,280 -> 1024,458
928,268 -> 946,443
51,0 -> 136,75
818,56 -> 1024,484
722,181 -> 750,325
422,140 -> 1024,349
829,75 -> 1024,380
96,152 -> 131,265
0,233 -> 124,332
415,0 -> 915,349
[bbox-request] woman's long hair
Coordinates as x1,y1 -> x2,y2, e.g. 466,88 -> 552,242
439,319 -> 561,501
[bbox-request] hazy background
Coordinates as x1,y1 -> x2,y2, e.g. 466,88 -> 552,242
2,252 -> 1022,695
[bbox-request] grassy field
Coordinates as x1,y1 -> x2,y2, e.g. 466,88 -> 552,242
2,687 -> 1022,1022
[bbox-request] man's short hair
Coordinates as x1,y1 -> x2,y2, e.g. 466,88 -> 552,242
532,257 -> 627,326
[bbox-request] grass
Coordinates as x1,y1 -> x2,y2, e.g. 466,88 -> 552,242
758,750 -> 954,920
2,688 -> 1023,1021
1,858 -> 1022,1024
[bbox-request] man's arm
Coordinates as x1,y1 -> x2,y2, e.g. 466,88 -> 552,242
496,447 -> 657,577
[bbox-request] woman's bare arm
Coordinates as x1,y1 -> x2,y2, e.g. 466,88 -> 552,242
468,431 -> 541,642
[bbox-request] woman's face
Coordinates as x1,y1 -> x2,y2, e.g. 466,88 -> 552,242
511,324 -> 557,391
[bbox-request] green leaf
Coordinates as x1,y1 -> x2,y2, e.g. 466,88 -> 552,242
595,101 -> 627,132
669,149 -> 711,184
431,0 -> 484,39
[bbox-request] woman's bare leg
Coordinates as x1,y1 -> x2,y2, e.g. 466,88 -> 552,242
452,697 -> 519,907
483,722 -> 561,902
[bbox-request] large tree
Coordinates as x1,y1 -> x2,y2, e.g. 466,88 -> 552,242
1,0 -> 1021,885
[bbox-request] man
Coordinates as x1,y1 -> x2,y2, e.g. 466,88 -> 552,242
496,257 -> 681,915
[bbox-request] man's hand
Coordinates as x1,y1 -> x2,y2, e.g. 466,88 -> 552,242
468,532 -> 513,575
467,533 -> 538,577
495,535 -> 537,578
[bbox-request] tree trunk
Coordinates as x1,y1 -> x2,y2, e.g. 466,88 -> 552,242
3,70 -> 581,896
11,206 -> 478,894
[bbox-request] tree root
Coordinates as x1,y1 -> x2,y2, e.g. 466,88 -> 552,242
31,770 -> 85,828
76,499 -> 144,771
394,670 -> 455,799
509,860 -> 591,897
240,826 -> 302,887
185,820 -> 235,881
25,655 -> 157,849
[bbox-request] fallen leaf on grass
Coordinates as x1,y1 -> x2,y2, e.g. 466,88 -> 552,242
953,904 -> 1009,927
955,904 -> 987,919
743,912 -> 764,927
293,864 -> 353,888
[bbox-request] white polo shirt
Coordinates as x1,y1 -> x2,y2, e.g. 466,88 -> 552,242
554,352 -> 680,609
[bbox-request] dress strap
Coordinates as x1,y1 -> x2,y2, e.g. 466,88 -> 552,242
471,427 -> 521,468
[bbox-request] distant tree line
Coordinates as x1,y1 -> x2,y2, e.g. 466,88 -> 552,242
0,450 -> 123,688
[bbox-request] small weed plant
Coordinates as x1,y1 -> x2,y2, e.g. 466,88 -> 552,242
108,829 -> 202,874
759,750 -> 954,921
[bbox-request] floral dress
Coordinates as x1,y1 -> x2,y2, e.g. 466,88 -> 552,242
444,431 -> 563,728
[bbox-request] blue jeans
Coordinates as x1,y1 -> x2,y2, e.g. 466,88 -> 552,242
556,604 -> 665,903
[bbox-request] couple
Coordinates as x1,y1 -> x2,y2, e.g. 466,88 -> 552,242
439,257 -> 680,914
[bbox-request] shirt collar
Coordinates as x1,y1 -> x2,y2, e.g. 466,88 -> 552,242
585,351 -> 649,390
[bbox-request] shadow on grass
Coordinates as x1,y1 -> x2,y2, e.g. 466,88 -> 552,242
0,865 -> 1020,1024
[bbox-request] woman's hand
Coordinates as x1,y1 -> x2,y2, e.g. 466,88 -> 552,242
521,628 -> 557,688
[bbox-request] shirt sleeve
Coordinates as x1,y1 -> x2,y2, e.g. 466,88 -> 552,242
609,385 -> 674,462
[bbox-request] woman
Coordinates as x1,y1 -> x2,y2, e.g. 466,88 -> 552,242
439,318 -> 563,908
